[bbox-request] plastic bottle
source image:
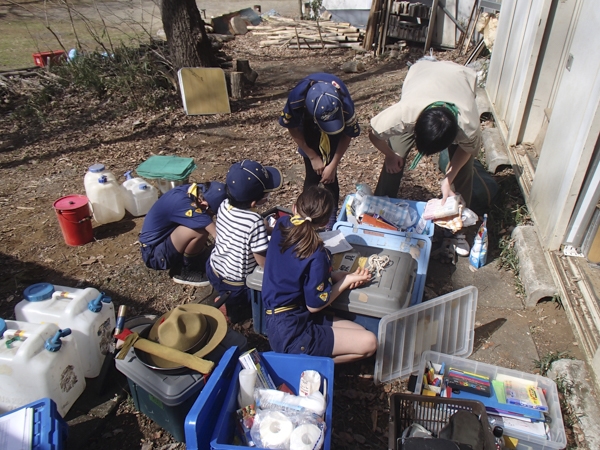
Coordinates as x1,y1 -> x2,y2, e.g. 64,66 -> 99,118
0,318 -> 86,416
84,163 -> 125,224
469,214 -> 488,269
121,171 -> 158,217
15,283 -> 116,378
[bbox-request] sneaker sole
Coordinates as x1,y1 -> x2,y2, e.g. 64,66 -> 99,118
172,278 -> 211,287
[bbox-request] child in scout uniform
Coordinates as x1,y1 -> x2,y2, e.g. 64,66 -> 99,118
261,186 -> 377,363
206,160 -> 282,324
279,73 -> 360,229
139,182 -> 227,286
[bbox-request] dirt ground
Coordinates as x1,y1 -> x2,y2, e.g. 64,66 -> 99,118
0,4 -> 586,450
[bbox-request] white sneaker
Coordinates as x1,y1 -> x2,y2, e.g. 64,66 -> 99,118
453,234 -> 470,257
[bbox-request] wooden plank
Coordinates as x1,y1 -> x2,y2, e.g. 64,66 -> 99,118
364,0 -> 382,50
424,0 -> 439,52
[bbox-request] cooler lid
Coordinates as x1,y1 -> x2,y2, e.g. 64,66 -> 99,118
23,283 -> 55,302
89,163 -> 105,173
136,156 -> 197,181
53,195 -> 89,211
374,286 -> 478,384
184,346 -> 240,449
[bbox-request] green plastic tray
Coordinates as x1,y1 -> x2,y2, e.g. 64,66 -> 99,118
136,156 -> 196,180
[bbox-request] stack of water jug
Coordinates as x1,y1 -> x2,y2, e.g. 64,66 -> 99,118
0,283 -> 116,417
84,163 -> 159,224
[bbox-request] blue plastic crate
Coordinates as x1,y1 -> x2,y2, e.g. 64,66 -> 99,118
333,222 -> 432,308
337,194 -> 434,238
209,352 -> 334,450
0,397 -> 67,450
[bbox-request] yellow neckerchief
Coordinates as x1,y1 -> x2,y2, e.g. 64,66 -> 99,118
318,132 -> 331,165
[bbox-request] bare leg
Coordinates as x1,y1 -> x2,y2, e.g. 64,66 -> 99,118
331,318 -> 377,364
169,226 -> 209,256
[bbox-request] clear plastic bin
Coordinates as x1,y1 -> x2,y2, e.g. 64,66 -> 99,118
415,351 -> 566,450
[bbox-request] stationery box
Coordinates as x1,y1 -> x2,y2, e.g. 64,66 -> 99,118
415,351 -> 566,450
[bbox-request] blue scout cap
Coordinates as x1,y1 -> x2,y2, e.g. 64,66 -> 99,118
226,160 -> 282,203
201,182 -> 227,211
305,82 -> 345,135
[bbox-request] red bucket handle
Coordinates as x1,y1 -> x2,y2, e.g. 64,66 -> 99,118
57,210 -> 93,224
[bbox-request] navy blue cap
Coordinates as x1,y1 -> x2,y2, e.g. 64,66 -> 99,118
23,283 -> 55,302
305,82 -> 345,135
226,160 -> 282,203
201,181 -> 227,211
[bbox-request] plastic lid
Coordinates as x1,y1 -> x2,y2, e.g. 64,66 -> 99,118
0,319 -> 6,337
138,183 -> 148,190
53,195 -> 89,211
89,164 -> 105,173
98,175 -> 108,184
23,283 -> 55,302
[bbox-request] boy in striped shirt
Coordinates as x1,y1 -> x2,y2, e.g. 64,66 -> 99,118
206,160 -> 282,323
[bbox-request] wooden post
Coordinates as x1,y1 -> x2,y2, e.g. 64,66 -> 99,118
230,72 -> 243,99
461,7 -> 481,55
295,26 -> 301,50
364,0 -> 382,50
458,0 -> 478,51
235,59 -> 258,84
424,0 -> 439,53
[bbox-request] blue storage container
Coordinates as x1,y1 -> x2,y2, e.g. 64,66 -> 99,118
201,352 -> 334,450
337,194 -> 435,238
0,397 -> 67,450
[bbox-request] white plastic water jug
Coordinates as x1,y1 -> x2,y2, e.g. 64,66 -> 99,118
121,171 -> 158,217
0,318 -> 86,416
84,163 -> 125,224
15,283 -> 116,378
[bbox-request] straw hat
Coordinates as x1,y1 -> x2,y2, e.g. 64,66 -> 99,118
144,304 -> 227,369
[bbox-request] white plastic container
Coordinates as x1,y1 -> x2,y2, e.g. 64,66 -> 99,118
0,318 -> 86,417
121,171 -> 158,217
15,283 -> 116,378
84,163 -> 125,224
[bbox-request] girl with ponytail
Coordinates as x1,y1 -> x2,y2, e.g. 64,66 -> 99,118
262,186 -> 377,363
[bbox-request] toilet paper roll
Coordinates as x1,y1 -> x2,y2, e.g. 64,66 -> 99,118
289,423 -> 324,450
259,411 -> 294,448
238,368 -> 257,408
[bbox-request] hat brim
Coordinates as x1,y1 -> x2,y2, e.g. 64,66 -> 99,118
144,304 -> 227,369
315,115 -> 345,135
263,166 -> 283,192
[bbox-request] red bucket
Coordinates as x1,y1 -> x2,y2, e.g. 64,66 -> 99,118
54,195 -> 94,246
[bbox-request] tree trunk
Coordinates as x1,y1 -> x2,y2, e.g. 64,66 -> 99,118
161,0 -> 216,69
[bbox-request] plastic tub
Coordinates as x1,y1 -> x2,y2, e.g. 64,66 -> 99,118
337,194 -> 434,238
414,351 -> 566,450
209,352 -> 334,450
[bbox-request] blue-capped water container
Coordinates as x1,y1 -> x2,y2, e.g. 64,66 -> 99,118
0,319 -> 86,417
84,163 -> 125,224
121,170 -> 158,217
15,283 -> 116,378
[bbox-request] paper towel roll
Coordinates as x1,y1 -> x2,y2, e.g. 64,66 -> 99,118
259,411 -> 294,448
238,368 -> 257,408
289,423 -> 324,450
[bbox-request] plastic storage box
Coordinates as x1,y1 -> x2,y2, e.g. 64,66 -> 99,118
115,322 -> 247,442
389,393 -> 496,450
32,51 -> 66,68
374,286 -> 478,384
136,156 -> 197,194
205,351 -> 334,450
333,222 -> 432,308
0,397 -> 68,450
414,351 -> 566,450
338,194 -> 435,238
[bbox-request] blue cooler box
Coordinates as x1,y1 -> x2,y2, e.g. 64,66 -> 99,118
115,322 -> 247,442
184,350 -> 334,450
338,194 -> 435,238
0,397 -> 68,450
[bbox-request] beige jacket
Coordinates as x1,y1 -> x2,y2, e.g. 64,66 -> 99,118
370,60 -> 481,156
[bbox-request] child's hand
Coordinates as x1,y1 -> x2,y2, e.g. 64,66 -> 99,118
345,267 -> 372,289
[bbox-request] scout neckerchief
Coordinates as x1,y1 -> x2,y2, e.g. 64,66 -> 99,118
408,101 -> 460,170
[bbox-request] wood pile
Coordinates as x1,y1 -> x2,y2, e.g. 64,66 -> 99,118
248,16 -> 364,50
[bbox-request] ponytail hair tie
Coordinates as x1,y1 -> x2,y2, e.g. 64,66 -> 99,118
290,215 -> 312,226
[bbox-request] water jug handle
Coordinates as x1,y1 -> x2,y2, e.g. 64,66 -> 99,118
45,328 -> 72,352
124,170 -> 133,180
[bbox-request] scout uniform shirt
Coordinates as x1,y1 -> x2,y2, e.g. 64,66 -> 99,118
370,61 -> 482,157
